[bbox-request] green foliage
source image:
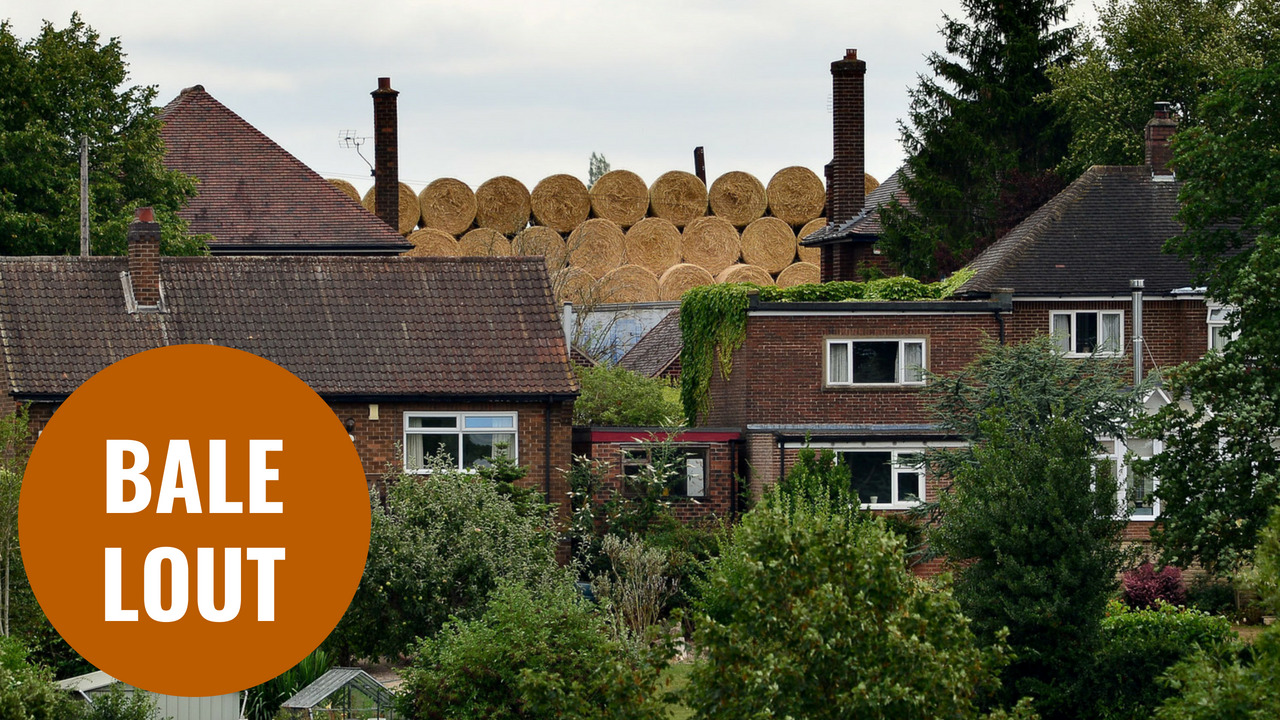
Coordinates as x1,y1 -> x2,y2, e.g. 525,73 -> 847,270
687,492 -> 1011,720
1257,504 -> 1280,612
397,581 -> 671,720
0,15 -> 206,256
326,457 -> 563,661
571,364 -> 681,428
0,408 -> 28,637
243,649 -> 333,720
771,446 -> 856,519
586,153 -> 610,189
0,636 -> 76,720
1091,601 -> 1235,720
591,535 -> 675,640
881,0 -> 1075,277
1045,0 -> 1269,179
79,684 -> 161,720
932,416 -> 1129,720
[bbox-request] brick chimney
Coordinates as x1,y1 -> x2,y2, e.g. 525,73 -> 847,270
1145,101 -> 1177,177
830,49 -> 866,222
371,77 -> 400,230
127,207 -> 161,307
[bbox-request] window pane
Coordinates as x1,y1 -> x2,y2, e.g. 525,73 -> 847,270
896,472 -> 921,503
1100,313 -> 1122,353
681,456 -> 706,497
409,416 -> 457,429
1076,312 -> 1098,353
406,433 -> 458,468
1208,307 -> 1226,323
829,342 -> 850,383
902,342 -> 924,383
1211,326 -> 1228,350
462,433 -> 515,468
851,342 -> 899,383
465,415 -> 514,429
1129,472 -> 1155,517
1051,314 -> 1071,353
1128,438 -> 1155,457
843,451 -> 892,504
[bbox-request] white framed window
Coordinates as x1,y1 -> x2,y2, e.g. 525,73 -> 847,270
1099,437 -> 1161,520
826,339 -> 926,386
404,412 -> 517,472
837,449 -> 924,508
1207,304 -> 1238,351
1050,310 -> 1124,356
620,446 -> 708,498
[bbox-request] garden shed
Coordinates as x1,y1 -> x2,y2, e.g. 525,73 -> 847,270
280,668 -> 395,720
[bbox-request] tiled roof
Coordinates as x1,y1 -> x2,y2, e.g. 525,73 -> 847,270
956,166 -> 1194,296
0,256 -> 577,399
160,86 -> 410,255
617,310 -> 681,377
802,168 -> 909,246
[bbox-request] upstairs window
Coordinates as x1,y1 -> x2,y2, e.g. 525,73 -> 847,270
826,339 -> 926,386
1207,305 -> 1237,351
1051,311 -> 1123,356
404,412 -> 517,471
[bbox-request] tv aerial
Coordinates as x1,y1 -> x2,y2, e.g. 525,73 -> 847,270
337,130 -> 374,176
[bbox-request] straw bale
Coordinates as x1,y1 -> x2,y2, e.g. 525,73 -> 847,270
405,228 -> 461,257
589,170 -> 649,227
598,264 -> 660,304
475,176 -> 531,236
623,217 -> 682,276
776,262 -> 821,288
328,178 -> 360,202
658,263 -> 715,301
361,182 -> 422,234
552,266 -> 595,305
459,228 -> 512,257
709,171 -> 767,227
865,173 -> 881,195
716,264 -> 775,286
681,216 -> 741,277
418,178 -> 476,236
513,226 -> 567,271
531,174 -> 591,233
649,171 -> 708,228
566,218 -> 626,278
740,217 -> 797,274
796,218 -> 826,264
766,166 -> 825,226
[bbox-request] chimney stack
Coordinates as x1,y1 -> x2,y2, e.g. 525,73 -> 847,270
1145,101 -> 1177,177
127,207 -> 161,307
371,77 -> 400,230
830,48 -> 866,222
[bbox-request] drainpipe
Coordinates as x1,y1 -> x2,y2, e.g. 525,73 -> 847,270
544,398 -> 553,503
993,288 -> 1013,345
1131,279 -> 1144,385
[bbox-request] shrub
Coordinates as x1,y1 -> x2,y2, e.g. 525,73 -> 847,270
572,364 -> 681,427
397,581 -> 671,720
80,684 -> 161,720
243,649 -> 333,720
1123,563 -> 1187,609
1186,577 -> 1236,615
1092,601 -> 1235,720
0,635 -> 76,720
591,535 -> 675,639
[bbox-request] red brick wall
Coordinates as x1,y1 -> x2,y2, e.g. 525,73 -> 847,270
587,439 -> 738,524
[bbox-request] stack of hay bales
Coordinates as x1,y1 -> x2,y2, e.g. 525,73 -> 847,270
332,167 -> 881,303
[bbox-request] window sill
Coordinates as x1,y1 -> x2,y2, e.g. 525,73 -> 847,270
862,503 -> 921,511
1062,352 -> 1124,359
825,382 -> 927,389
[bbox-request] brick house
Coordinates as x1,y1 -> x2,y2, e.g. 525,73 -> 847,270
0,214 -> 579,520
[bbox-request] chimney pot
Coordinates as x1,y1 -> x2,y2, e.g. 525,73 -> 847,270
377,77 -> 391,91
845,48 -> 857,60
135,206 -> 154,223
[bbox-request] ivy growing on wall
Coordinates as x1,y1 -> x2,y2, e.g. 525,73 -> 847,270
678,268 -> 975,424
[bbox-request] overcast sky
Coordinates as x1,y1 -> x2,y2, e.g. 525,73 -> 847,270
6,1 -> 1095,196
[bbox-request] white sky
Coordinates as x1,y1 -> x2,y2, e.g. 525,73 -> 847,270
5,1 -> 1096,196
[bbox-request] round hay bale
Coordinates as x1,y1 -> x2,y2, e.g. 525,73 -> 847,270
475,176 -> 531,236
740,217 -> 797,275
716,263 -> 775,286
552,266 -> 595,305
658,263 -> 716,301
865,173 -> 880,195
405,228 -> 461,257
513,226 -> 567,271
328,178 -> 360,202
418,178 -> 476,236
681,216 -> 741,277
776,262 -> 821,288
623,217 -> 682,276
459,227 -> 512,257
361,181 -> 422,234
597,264 -> 660,303
649,171 -> 708,228
566,218 -> 626,279
589,170 -> 649,227
709,171 -> 767,227
797,217 -> 826,264
531,174 -> 591,233
766,166 -> 825,226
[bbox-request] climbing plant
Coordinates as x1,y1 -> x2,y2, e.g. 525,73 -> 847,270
678,269 -> 975,424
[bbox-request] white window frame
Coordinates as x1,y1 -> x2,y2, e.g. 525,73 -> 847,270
1207,303 -> 1238,351
403,411 -> 518,473
825,338 -> 927,387
1050,310 -> 1125,357
1099,436 -> 1162,521
835,448 -> 926,509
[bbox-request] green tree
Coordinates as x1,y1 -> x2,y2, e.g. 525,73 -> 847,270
572,364 -> 681,427
0,14 -> 205,256
586,152 -> 610,189
0,635 -> 76,720
880,0 -> 1075,278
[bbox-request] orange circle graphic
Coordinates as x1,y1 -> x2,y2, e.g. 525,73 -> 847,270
20,345 -> 371,697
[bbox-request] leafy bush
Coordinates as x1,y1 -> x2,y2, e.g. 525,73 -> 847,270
80,684 -> 161,720
572,364 -> 681,427
1092,601 -> 1235,720
1123,563 -> 1187,609
591,535 -> 675,639
1186,577 -> 1236,615
397,581 -> 671,720
0,635 -> 76,720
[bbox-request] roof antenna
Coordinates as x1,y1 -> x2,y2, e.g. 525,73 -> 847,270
337,130 -> 374,176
